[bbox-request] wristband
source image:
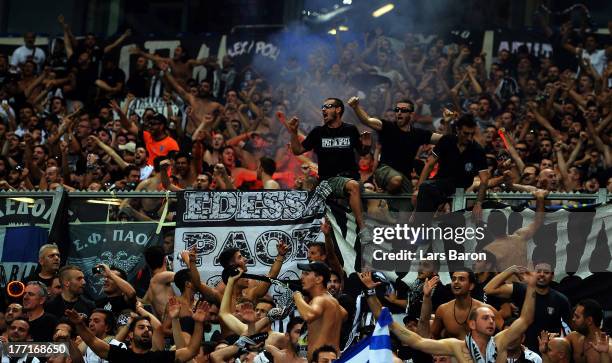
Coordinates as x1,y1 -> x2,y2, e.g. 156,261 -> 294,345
366,288 -> 377,296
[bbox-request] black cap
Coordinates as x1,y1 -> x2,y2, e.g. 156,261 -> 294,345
151,113 -> 167,125
297,261 -> 330,283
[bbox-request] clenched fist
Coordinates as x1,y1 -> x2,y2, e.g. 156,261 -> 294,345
347,96 -> 360,109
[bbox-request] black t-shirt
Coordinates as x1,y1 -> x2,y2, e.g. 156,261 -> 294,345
107,344 -> 176,363
23,272 -> 55,288
101,67 -> 126,88
29,312 -> 58,342
96,295 -> 135,317
302,122 -> 362,180
432,135 -> 487,188
511,282 -> 571,353
46,295 -> 96,319
472,274 -> 505,311
377,120 -> 432,177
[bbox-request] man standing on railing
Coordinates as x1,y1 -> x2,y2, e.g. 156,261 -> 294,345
284,98 -> 371,241
348,96 -> 442,211
413,114 -> 490,221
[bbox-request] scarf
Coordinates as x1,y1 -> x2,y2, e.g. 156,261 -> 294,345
465,333 -> 497,363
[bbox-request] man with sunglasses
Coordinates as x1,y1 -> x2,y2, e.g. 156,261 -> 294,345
413,114 -> 489,221
348,97 -> 441,210
285,98 -> 370,240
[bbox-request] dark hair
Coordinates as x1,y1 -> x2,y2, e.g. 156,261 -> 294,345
451,267 -> 476,284
326,98 -> 345,117
256,296 -> 275,308
286,316 -> 304,334
259,157 -> 276,175
56,318 -> 77,338
312,345 -> 337,362
218,248 -> 239,269
128,316 -> 150,332
307,242 -> 326,255
124,165 -> 139,178
153,155 -> 169,172
455,114 -> 477,129
174,151 -> 192,162
90,309 -> 115,335
144,246 -> 165,270
577,299 -> 603,327
396,99 -> 415,109
174,269 -> 191,293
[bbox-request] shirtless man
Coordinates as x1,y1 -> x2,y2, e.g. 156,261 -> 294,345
265,317 -> 307,363
564,299 -> 612,363
359,269 -> 537,363
539,332 -> 609,363
483,189 -> 548,270
293,261 -> 347,361
431,268 -> 503,340
163,62 -> 223,136
143,246 -> 175,318
132,45 -> 207,86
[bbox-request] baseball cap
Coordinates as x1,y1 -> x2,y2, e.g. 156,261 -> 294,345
297,261 -> 330,282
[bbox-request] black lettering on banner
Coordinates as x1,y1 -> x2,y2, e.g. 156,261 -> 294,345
291,228 -> 312,260
254,230 -> 293,266
215,231 -> 255,266
182,232 -> 217,267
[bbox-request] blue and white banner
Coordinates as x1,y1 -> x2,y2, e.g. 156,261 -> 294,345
336,307 -> 394,363
0,195 -> 61,285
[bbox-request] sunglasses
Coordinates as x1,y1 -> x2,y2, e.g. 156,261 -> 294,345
394,107 -> 414,113
321,103 -> 336,110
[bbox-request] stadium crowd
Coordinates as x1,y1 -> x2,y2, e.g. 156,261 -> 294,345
0,10 -> 610,363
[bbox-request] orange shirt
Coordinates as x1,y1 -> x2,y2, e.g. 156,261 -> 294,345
143,131 -> 179,165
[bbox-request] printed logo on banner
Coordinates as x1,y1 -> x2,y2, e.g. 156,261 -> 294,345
255,230 -> 293,266
213,231 -> 255,266
181,232 -> 217,267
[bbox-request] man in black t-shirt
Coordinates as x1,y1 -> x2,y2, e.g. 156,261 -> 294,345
22,281 -> 58,342
46,265 -> 95,319
66,300 -> 210,363
95,264 -> 137,317
483,262 -> 571,353
348,96 -> 441,210
286,98 -> 369,239
413,114 -> 489,220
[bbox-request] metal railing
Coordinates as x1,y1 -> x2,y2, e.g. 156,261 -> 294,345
2,188 -> 608,212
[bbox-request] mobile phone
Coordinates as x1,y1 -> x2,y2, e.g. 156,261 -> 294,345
92,266 -> 103,274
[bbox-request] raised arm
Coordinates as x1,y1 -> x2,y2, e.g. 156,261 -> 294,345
109,99 -> 139,135
163,64 -> 193,105
244,241 -> 287,301
412,153 -> 438,206
174,301 -> 208,363
293,292 -> 324,323
495,270 -> 536,350
89,135 -> 129,169
66,309 -> 110,359
321,220 -> 344,280
514,189 -> 548,241
218,269 -> 248,335
104,29 -> 131,54
417,276 -> 439,338
483,265 -> 525,299
182,249 -> 221,303
347,96 -> 383,131
285,116 -> 306,155
358,272 -> 457,356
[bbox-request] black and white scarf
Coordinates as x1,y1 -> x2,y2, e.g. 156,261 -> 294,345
465,333 -> 497,363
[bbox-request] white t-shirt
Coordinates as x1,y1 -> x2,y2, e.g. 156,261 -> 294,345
10,46 -> 46,70
1,355 -> 40,363
580,48 -> 607,76
84,338 -> 126,363
140,164 -> 154,180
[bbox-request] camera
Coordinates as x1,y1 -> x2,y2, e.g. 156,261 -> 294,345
92,266 -> 103,275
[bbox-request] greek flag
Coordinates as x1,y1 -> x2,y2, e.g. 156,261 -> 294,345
336,307 -> 394,362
